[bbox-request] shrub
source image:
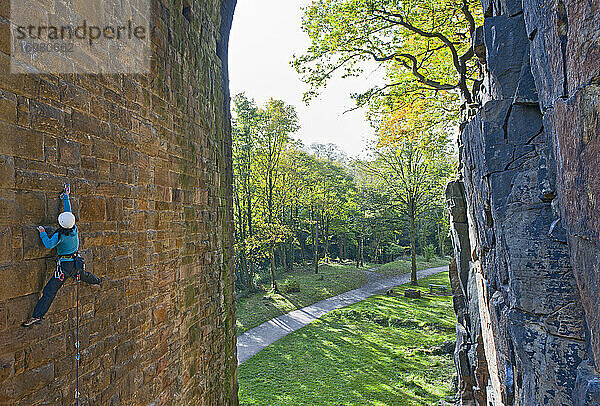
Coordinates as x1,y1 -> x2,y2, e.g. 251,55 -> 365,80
282,279 -> 300,293
424,244 -> 436,261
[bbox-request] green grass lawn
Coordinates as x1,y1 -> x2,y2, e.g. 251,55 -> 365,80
236,263 -> 370,334
236,257 -> 450,335
238,272 -> 456,406
377,256 -> 450,277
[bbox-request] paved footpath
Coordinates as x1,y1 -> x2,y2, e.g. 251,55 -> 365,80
237,265 -> 448,365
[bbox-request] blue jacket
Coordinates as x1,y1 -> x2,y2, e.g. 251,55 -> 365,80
39,195 -> 79,259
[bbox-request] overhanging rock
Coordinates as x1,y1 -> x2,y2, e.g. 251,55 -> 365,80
448,1 -> 600,405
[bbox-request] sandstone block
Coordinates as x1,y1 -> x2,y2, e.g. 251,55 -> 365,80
0,352 -> 13,384
30,101 -> 65,136
114,340 -> 135,364
90,138 -> 119,162
81,156 -> 97,171
0,260 -> 46,301
0,303 -> 5,332
24,334 -> 65,370
22,228 -> 52,260
14,170 -> 65,192
195,188 -> 209,205
72,110 -> 106,139
0,197 -> 18,227
0,155 -> 14,188
37,79 -> 59,102
106,197 -> 124,221
0,227 -> 12,265
153,306 -> 167,326
58,139 -> 81,167
16,191 -> 46,225
60,82 -> 90,113
0,91 -> 17,124
12,362 -> 54,399
80,196 -> 106,222
0,122 -> 44,161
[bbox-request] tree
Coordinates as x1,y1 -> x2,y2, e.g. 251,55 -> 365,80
309,142 -> 348,162
313,156 -> 354,270
232,93 -> 259,289
293,0 -> 482,108
232,95 -> 299,292
280,147 -> 311,270
365,111 -> 454,284
255,99 -> 299,291
232,92 -> 452,292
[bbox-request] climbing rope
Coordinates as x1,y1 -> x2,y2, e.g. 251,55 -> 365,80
75,271 -> 80,406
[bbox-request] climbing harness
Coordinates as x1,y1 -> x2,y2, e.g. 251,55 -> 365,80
54,255 -> 73,281
54,261 -> 65,281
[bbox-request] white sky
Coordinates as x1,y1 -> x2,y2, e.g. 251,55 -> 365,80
228,0 -> 384,158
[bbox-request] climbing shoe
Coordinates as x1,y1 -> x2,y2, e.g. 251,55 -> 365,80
21,318 -> 42,328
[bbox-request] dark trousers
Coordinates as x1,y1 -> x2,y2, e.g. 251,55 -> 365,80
32,260 -> 100,319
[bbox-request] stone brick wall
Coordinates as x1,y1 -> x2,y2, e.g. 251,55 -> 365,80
0,0 -> 238,404
448,0 -> 600,405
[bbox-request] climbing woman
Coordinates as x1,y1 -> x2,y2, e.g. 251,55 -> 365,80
21,184 -> 101,327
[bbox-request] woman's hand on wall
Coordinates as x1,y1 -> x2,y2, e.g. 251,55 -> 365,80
37,226 -> 45,233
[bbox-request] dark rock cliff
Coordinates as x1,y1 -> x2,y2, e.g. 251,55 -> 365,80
448,0 -> 600,405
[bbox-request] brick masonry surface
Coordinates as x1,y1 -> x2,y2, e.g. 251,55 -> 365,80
0,0 -> 238,404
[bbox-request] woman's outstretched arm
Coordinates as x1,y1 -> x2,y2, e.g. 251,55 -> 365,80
38,227 -> 60,249
62,194 -> 71,212
62,184 -> 71,212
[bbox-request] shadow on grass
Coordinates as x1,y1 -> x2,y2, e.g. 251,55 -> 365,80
238,274 -> 456,406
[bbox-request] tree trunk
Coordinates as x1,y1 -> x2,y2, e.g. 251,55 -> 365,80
437,220 -> 444,256
288,205 -> 294,272
239,253 -> 247,287
355,231 -> 361,268
299,232 -> 307,265
373,235 -> 380,264
410,207 -> 417,285
288,238 -> 294,272
314,212 -> 319,274
281,246 -> 287,273
249,261 -> 255,290
247,191 -> 254,290
361,236 -> 364,267
358,234 -> 364,267
270,246 -> 278,292
324,217 -> 330,261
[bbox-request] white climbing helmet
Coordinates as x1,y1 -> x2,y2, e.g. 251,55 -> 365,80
58,212 -> 76,229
